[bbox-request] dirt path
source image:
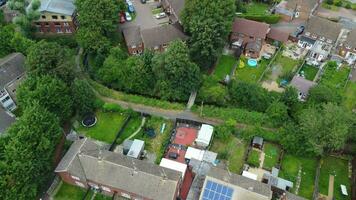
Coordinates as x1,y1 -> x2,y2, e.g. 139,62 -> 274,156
328,175 -> 335,200
127,117 -> 146,140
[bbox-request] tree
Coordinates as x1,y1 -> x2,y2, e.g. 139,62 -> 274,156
0,10 -> 5,25
71,79 -> 96,116
266,101 -> 289,126
280,86 -> 301,117
10,32 -> 35,55
215,119 -> 237,140
229,81 -> 273,112
198,75 -> 228,106
26,40 -> 75,83
17,75 -> 73,122
0,103 -> 62,200
153,40 -> 201,100
182,0 -> 235,69
8,0 -> 40,35
0,25 -> 15,57
308,84 -> 342,105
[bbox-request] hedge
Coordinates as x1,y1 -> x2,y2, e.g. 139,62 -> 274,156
239,14 -> 281,24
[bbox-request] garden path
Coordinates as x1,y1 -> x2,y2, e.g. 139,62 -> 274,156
328,175 -> 335,200
295,166 -> 303,194
127,117 -> 147,140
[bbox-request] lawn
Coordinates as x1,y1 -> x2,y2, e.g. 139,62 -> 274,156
320,65 -> 350,90
319,156 -> 351,200
133,116 -> 173,163
236,57 -> 270,83
262,143 -> 281,171
116,116 -> 143,144
279,154 -> 318,199
265,52 -> 300,82
344,82 -> 356,110
210,136 -> 247,173
214,55 -> 237,80
243,2 -> 270,15
54,182 -> 86,200
299,64 -> 319,81
247,149 -> 261,168
76,110 -> 126,143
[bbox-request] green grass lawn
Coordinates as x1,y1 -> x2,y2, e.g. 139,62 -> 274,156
247,149 -> 261,168
133,116 -> 173,163
265,52 -> 300,82
54,183 -> 86,200
210,136 -> 247,173
344,82 -> 356,110
243,2 -> 269,15
152,8 -> 163,14
214,55 -> 237,80
279,154 -> 318,199
76,110 -> 126,143
116,116 -> 143,144
94,193 -> 112,200
319,156 -> 351,200
299,64 -> 319,81
236,57 -> 270,83
262,143 -> 281,171
320,65 -> 350,90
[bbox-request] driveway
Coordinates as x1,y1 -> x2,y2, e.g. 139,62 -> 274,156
119,0 -> 169,30
271,19 -> 306,34
316,6 -> 356,21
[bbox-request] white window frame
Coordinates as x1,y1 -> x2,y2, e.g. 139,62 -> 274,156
71,175 -> 80,181
75,181 -> 85,187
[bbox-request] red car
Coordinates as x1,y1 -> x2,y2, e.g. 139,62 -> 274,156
119,12 -> 125,23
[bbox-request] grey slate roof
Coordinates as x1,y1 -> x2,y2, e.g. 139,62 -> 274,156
345,29 -> 356,48
263,172 -> 293,191
290,76 -> 316,95
55,138 -> 181,200
285,192 -> 308,200
0,53 -> 25,89
305,16 -> 342,42
252,136 -> 263,146
141,25 -> 188,49
123,26 -> 143,47
0,107 -> 15,134
206,167 -> 272,198
37,0 -> 75,16
163,0 -> 185,22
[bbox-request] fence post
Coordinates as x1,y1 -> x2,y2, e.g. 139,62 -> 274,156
312,157 -> 322,200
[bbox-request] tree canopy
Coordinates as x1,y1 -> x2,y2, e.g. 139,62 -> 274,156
182,0 -> 235,69
8,0 -> 41,35
71,79 -> 96,116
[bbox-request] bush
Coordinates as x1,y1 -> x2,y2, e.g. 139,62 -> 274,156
33,35 -> 78,48
241,126 -> 281,143
102,103 -> 124,112
247,149 -> 261,167
93,98 -> 105,109
241,14 -> 281,24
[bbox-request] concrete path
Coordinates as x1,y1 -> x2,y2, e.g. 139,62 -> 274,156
328,175 -> 335,200
186,91 -> 197,111
259,151 -> 265,168
127,117 -> 147,140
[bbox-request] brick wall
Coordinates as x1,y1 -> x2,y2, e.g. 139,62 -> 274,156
35,21 -> 76,34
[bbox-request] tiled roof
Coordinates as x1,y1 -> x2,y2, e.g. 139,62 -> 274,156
123,26 -> 143,47
267,28 -> 289,43
141,25 -> 188,49
0,53 -> 25,89
305,16 -> 342,41
232,18 -> 270,39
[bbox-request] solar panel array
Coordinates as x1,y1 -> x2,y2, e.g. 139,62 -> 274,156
202,180 -> 234,200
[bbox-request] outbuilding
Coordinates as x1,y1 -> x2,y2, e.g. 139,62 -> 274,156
127,139 -> 145,159
159,158 -> 187,179
195,124 -> 214,148
252,136 -> 264,149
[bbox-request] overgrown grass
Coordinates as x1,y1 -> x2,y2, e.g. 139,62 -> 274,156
236,57 -> 270,83
247,149 -> 261,167
116,116 -> 143,144
76,110 -> 126,143
320,65 -> 350,90
279,154 -> 318,199
319,156 -> 351,200
343,82 -> 356,110
263,143 -> 281,170
210,136 -> 247,173
54,182 -> 86,200
214,55 -> 237,80
243,2 -> 270,15
89,79 -> 186,110
299,64 -> 319,81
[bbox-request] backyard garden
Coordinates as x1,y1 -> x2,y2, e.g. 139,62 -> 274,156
54,182 -> 112,200
319,156 -> 351,200
235,56 -> 271,83
279,154 -> 318,199
262,143 -> 281,171
319,64 -> 350,90
299,63 -> 319,81
213,55 -> 237,80
344,82 -> 356,110
247,148 -> 261,168
236,1 -> 280,24
211,136 -> 248,173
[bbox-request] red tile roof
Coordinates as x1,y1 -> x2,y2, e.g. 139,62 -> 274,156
267,28 -> 289,43
232,18 -> 270,39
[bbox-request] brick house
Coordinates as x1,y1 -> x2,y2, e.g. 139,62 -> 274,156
274,0 -> 318,22
123,24 -> 188,55
55,137 -> 182,200
338,29 -> 356,65
0,53 -> 26,112
30,0 -> 77,34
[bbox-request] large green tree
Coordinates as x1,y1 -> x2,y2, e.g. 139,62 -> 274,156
0,103 -> 62,200
308,84 -> 342,105
182,0 -> 235,69
266,101 -> 289,126
17,75 -> 73,122
0,25 -> 15,57
153,40 -> 201,100
71,79 -> 96,116
8,0 -> 41,35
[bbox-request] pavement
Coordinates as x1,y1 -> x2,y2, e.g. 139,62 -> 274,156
119,0 -> 169,30
316,6 -> 356,21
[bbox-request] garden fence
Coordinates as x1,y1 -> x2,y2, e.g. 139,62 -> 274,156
312,158 -> 322,200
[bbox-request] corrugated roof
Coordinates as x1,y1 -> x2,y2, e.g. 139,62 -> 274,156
37,0 -> 75,16
0,53 -> 25,89
232,18 -> 270,39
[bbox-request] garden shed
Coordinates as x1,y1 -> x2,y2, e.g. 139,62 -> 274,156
195,124 -> 214,148
127,139 -> 145,159
252,136 -> 264,149
159,158 -> 187,179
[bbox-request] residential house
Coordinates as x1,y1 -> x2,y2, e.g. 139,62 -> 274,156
338,29 -> 356,65
290,76 -> 316,101
0,53 -> 26,112
274,0 -> 318,22
230,18 -> 289,58
55,137 -> 182,200
30,0 -> 77,34
262,168 -> 294,195
298,16 -> 342,65
161,0 -> 185,24
123,24 -> 188,55
0,107 -> 15,135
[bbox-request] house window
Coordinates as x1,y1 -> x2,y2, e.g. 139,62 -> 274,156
54,22 -> 60,26
71,175 -> 80,181
45,22 -> 49,26
52,15 -> 58,20
138,49 -> 142,53
354,47 -> 356,51
63,22 -> 69,26
102,186 -> 111,192
1,96 -> 10,103
121,193 -> 131,199
61,15 -> 66,20
75,181 -> 85,187
35,22 -> 41,26
42,15 -> 46,19
312,34 -> 317,39
56,27 -> 62,33
295,11 -> 300,18
65,27 -> 72,33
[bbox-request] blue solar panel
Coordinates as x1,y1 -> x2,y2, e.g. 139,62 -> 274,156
202,180 -> 234,200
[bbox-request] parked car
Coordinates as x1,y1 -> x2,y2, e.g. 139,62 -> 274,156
140,0 -> 146,4
155,12 -> 166,19
127,2 -> 135,13
119,12 -> 125,23
0,0 -> 7,7
125,12 -> 132,21
296,25 -> 305,36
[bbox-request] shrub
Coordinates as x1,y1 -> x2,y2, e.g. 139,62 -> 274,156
93,98 -> 105,109
241,14 -> 281,24
102,103 -> 124,112
247,149 -> 260,167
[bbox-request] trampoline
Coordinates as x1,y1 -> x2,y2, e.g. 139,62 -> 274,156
247,59 -> 257,67
82,114 -> 97,128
